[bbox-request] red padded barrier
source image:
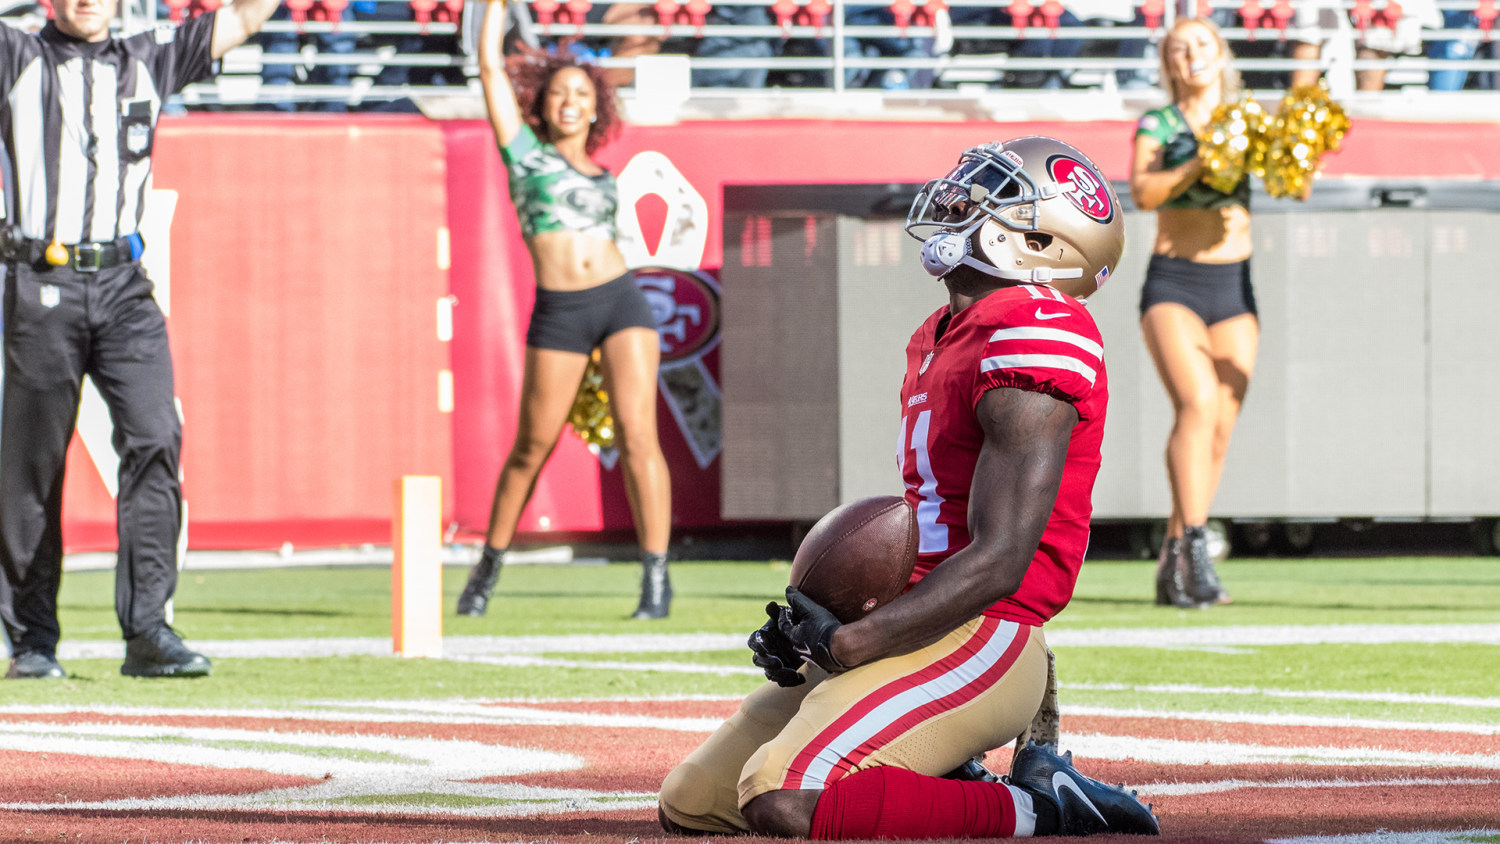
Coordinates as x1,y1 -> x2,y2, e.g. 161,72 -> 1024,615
61,116 -> 454,552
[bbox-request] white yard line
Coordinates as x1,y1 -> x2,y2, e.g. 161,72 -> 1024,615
1269,830 -> 1500,844
44,623 -> 1500,661
1065,705 -> 1500,735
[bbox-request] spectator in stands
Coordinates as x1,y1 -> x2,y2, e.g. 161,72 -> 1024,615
1130,16 -> 1282,609
258,4 -> 356,112
1288,0 -> 1440,91
691,5 -> 776,88
1428,5 -> 1497,90
840,4 -> 935,89
457,0 -> 675,620
1007,5 -> 1084,89
357,0 -> 463,111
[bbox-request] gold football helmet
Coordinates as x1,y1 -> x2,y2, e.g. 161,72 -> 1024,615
906,137 -> 1125,300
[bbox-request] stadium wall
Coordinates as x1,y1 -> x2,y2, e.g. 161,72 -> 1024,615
53,115 -> 1500,551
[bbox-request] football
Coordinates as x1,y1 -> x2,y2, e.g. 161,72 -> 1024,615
790,495 -> 919,623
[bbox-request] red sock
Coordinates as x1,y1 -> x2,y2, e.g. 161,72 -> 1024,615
808,766 -> 1035,840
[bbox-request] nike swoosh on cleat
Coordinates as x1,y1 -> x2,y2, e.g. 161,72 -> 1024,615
1035,309 -> 1069,320
1053,771 -> 1108,825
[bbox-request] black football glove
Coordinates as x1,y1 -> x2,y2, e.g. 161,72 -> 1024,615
778,586 -> 847,674
748,601 -> 805,687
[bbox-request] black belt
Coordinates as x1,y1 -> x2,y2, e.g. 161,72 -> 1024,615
9,237 -> 137,272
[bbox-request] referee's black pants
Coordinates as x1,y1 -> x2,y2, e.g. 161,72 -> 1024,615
0,259 -> 182,656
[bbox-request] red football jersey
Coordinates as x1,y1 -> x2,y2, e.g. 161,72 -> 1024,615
897,283 -> 1107,626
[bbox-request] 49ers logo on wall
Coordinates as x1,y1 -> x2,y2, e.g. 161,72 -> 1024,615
637,268 -> 720,364
614,152 -> 723,471
1046,155 -> 1114,224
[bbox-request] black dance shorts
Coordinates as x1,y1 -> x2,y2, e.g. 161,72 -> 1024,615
1138,254 -> 1257,326
526,271 -> 658,354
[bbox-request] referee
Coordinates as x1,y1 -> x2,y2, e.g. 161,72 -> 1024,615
0,0 -> 280,679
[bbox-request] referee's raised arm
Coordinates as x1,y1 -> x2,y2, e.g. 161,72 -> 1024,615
209,0 -> 284,58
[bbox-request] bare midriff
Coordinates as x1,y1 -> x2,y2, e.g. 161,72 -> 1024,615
527,231 -> 630,291
1154,205 -> 1252,264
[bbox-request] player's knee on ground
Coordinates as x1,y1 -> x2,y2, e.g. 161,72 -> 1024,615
659,760 -> 748,835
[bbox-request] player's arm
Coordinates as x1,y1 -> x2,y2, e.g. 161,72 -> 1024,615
1129,130 -> 1204,211
822,387 -> 1078,668
209,0 -> 283,59
479,0 -> 525,150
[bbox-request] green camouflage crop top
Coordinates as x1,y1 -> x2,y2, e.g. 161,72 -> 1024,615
1135,104 -> 1249,211
501,125 -> 618,240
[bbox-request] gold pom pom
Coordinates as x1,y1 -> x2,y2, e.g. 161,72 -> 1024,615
1261,82 -> 1350,199
567,349 -> 615,451
1198,95 -> 1268,195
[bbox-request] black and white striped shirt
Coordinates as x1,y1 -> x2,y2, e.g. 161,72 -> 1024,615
0,14 -> 216,245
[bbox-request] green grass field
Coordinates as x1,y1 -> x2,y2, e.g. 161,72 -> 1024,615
11,554 -> 1500,729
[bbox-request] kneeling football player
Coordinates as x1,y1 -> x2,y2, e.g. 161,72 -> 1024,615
658,137 -> 1158,839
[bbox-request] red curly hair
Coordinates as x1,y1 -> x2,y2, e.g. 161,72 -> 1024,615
506,46 -> 621,157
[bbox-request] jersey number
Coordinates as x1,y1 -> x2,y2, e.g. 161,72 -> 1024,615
897,410 -> 948,554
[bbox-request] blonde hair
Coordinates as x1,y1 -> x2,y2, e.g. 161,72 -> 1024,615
1159,16 -> 1242,105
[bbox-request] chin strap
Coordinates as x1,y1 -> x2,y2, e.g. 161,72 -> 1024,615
921,219 -> 1083,283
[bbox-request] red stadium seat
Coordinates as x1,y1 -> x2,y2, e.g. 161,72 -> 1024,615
1141,0 -> 1165,29
654,0 -> 711,35
771,0 -> 829,35
1478,0 -> 1497,38
314,0 -> 347,28
1008,0 -> 1032,36
683,0 -> 711,32
1194,0 -> 1211,18
1008,0 -> 1063,36
531,0 -> 560,27
162,0 -> 192,23
805,0 -> 831,32
1350,0 -> 1376,32
890,0 -> 945,33
1240,0 -> 1263,39
282,0 -> 315,28
410,0 -> 437,31
1267,0 -> 1294,38
654,0 -> 680,29
563,0 -> 593,33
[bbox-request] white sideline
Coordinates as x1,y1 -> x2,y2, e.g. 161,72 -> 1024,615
45,622 -> 1500,661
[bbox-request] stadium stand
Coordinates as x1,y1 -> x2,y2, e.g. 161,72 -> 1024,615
1,0 -> 1496,112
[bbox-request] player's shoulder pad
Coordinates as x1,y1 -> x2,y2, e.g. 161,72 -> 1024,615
994,287 -> 1101,340
976,287 -> 1105,400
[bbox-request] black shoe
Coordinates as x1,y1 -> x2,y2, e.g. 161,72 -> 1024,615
1153,536 -> 1193,607
6,650 -> 65,679
630,555 -> 672,620
121,626 -> 212,678
1154,536 -> 1203,608
942,756 -> 1001,782
1008,741 -> 1159,836
456,549 -> 503,616
1182,526 -> 1229,605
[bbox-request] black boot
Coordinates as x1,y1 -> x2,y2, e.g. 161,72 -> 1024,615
1182,525 -> 1228,605
631,552 -> 672,620
457,545 -> 505,616
1153,535 -> 1190,606
1156,535 -> 1202,608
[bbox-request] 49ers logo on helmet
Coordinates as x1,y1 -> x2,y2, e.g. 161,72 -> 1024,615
1046,155 -> 1114,224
